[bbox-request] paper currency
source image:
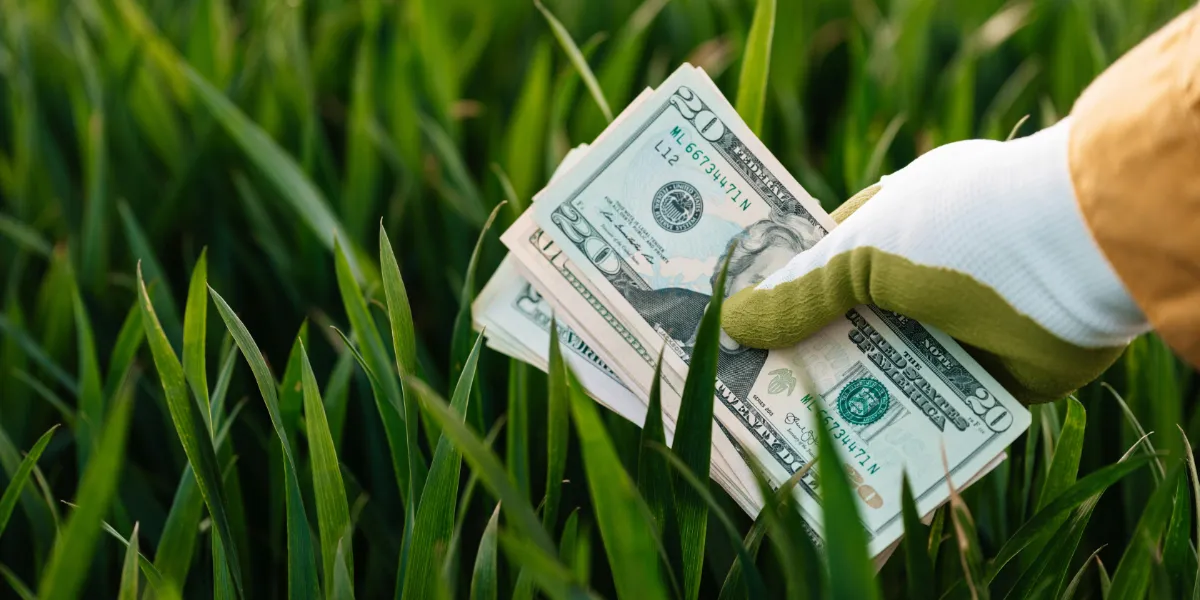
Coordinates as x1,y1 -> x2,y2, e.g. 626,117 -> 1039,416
518,65 -> 1030,555
476,63 -> 1031,557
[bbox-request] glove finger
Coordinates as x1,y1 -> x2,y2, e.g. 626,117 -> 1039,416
722,187 -> 885,348
830,184 -> 881,224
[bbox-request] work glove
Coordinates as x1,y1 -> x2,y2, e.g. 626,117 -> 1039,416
722,118 -> 1150,404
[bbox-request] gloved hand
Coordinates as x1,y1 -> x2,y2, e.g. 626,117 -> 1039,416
722,118 -> 1150,404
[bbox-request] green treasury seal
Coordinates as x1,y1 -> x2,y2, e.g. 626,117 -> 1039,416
837,378 -> 890,426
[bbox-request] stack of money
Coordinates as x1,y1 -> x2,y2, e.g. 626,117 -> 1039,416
475,64 -> 1031,557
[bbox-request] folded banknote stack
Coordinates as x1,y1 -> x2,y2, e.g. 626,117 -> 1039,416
474,64 -> 1031,558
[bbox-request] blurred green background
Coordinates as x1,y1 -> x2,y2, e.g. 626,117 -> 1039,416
1,0 -> 1198,597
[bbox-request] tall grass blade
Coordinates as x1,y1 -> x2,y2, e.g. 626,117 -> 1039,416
71,286 -> 104,470
299,339 -> 353,592
735,0 -> 775,135
0,563 -> 36,600
901,473 -> 935,598
543,318 -> 569,529
139,265 -> 244,597
636,348 -> 674,540
401,332 -> 483,600
451,203 -> 505,398
118,523 -> 140,600
502,40 -> 551,204
987,454 -> 1157,580
1179,425 -> 1200,600
496,531 -> 579,600
182,248 -> 212,434
656,446 -> 765,599
336,237 -> 410,499
815,415 -> 881,600
120,201 -> 182,344
209,286 -> 319,599
1108,466 -> 1181,599
181,66 -> 370,280
104,299 -> 144,400
672,247 -> 731,600
0,425 -> 57,541
0,213 -> 52,258
534,0 -> 612,123
1162,473 -> 1194,595
404,375 -> 555,554
154,465 -> 205,590
1060,546 -> 1106,600
332,536 -> 356,600
0,315 -> 77,395
567,366 -> 668,600
380,223 -> 427,502
471,503 -> 501,600
507,358 -> 531,501
37,378 -> 135,600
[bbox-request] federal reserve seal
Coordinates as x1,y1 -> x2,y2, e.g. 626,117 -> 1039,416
651,181 -> 703,233
837,378 -> 890,426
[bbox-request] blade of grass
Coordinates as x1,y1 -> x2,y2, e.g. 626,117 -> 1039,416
279,322 -> 310,444
71,285 -> 104,470
401,332 -> 483,600
566,365 -> 668,600
534,0 -> 612,122
37,377 -> 135,600
209,285 -> 320,599
1060,546 -> 1105,600
815,415 -> 881,600
0,213 -> 52,258
655,446 -> 765,599
471,503 -> 501,600
543,318 -> 569,529
182,248 -> 212,435
419,116 -> 489,227
0,423 -> 55,569
735,0 -> 775,135
902,473 -> 935,599
0,424 -> 58,541
1162,472 -> 1194,596
671,248 -> 732,600
181,65 -> 373,281
501,40 -> 551,204
1108,466 -> 1181,599
332,535 -> 356,600
507,358 -> 531,501
1179,424 -> 1200,600
0,563 -> 36,600
403,374 -> 556,562
986,454 -> 1158,581
299,339 -> 353,592
330,325 -> 415,501
336,237 -> 410,501
139,265 -> 244,596
103,299 -> 144,400
118,523 -> 140,600
0,314 -> 77,395
497,531 -> 580,600
450,202 -> 505,430
636,348 -> 674,541
379,224 -> 427,504
120,200 -> 182,344
98,517 -> 175,597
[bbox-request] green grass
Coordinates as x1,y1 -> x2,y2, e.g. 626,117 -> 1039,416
1,0 -> 1198,598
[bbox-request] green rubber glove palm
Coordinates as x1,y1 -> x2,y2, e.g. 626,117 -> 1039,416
722,119 -> 1149,404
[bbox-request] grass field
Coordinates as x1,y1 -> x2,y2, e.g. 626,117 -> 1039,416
1,0 -> 1198,598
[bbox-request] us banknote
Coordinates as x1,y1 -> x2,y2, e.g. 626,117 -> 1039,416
520,64 -> 1031,555
478,129 -> 765,513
